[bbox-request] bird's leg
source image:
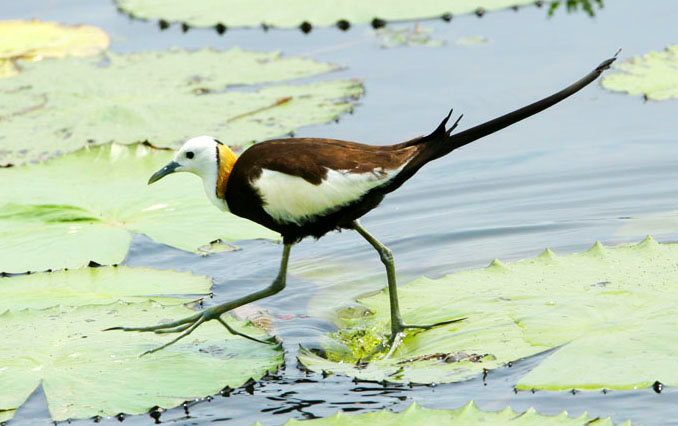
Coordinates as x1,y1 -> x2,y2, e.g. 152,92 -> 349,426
106,244 -> 292,356
352,220 -> 464,358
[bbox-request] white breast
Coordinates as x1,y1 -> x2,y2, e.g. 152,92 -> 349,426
252,167 -> 399,225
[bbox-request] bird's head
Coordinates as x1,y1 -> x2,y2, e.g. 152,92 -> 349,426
148,136 -> 221,184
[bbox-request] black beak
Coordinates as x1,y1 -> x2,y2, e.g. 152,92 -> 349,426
148,161 -> 181,184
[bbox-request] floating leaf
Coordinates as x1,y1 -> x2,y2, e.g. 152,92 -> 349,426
0,266 -> 212,311
0,47 -> 363,165
0,58 -> 18,78
278,401 -> 631,426
601,46 -> 678,101
116,0 -> 536,29
0,301 -> 282,421
0,143 -> 278,273
0,20 -> 109,78
299,238 -> 678,390
375,24 -> 443,49
456,35 -> 490,46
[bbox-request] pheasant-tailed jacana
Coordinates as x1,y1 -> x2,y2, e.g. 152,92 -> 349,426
109,54 -> 618,356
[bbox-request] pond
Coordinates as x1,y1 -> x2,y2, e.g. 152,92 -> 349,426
2,0 -> 678,425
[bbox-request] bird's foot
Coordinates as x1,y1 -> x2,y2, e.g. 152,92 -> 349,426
364,317 -> 466,361
398,317 -> 466,331
104,306 -> 275,356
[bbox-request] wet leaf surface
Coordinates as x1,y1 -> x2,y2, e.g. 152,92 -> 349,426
0,47 -> 363,165
300,238 -> 678,390
279,401 -> 632,425
375,25 -> 443,49
0,265 -> 213,310
0,301 -> 282,421
0,143 -> 278,273
0,19 -> 109,78
602,46 -> 678,101
116,0 -> 536,29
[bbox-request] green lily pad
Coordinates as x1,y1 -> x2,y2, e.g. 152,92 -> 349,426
0,301 -> 282,421
0,143 -> 278,273
0,47 -> 363,165
0,19 -> 110,78
0,265 -> 212,311
601,46 -> 678,101
0,411 -> 12,423
299,238 -> 678,390
116,0 -> 536,29
277,401 -> 632,426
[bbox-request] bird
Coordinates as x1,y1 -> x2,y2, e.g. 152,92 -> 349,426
108,53 -> 618,357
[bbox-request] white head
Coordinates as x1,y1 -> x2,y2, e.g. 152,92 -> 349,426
148,136 -> 220,184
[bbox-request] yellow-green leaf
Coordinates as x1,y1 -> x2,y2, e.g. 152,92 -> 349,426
0,20 -> 109,78
0,143 -> 278,273
116,0 -> 536,29
0,302 -> 282,421
602,46 -> 678,101
300,238 -> 678,390
280,402 -> 632,426
0,47 -> 363,165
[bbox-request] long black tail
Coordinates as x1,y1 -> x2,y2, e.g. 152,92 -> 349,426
384,51 -> 619,193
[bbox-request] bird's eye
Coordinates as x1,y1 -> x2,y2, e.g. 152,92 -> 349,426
186,151 -> 194,159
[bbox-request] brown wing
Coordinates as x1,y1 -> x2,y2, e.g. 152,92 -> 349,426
234,138 -> 420,185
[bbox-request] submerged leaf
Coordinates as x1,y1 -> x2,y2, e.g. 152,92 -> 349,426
0,19 -> 109,78
601,46 -> 678,101
0,47 -> 363,165
0,143 -> 278,273
0,58 -> 18,78
456,35 -> 490,46
116,0 -> 536,29
280,401 -> 631,425
0,301 -> 282,421
0,266 -> 213,310
375,24 -> 443,49
299,238 -> 678,390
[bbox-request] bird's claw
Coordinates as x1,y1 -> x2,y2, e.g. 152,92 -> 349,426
104,307 -> 274,356
399,316 -> 467,330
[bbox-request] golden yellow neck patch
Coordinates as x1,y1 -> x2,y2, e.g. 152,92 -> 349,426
216,145 -> 237,200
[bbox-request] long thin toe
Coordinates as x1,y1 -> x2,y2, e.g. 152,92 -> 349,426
401,317 -> 466,330
217,317 -> 274,345
154,324 -> 192,334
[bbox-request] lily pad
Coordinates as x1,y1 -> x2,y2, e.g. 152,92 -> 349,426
299,238 -> 678,390
456,35 -> 490,46
375,25 -> 443,49
0,58 -> 19,78
0,266 -> 212,311
0,301 -> 282,421
0,47 -> 363,165
0,19 -> 109,78
116,0 -> 536,29
278,401 -> 631,426
0,143 -> 278,273
601,46 -> 678,101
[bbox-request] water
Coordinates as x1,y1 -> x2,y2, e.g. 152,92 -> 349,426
4,0 -> 678,424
